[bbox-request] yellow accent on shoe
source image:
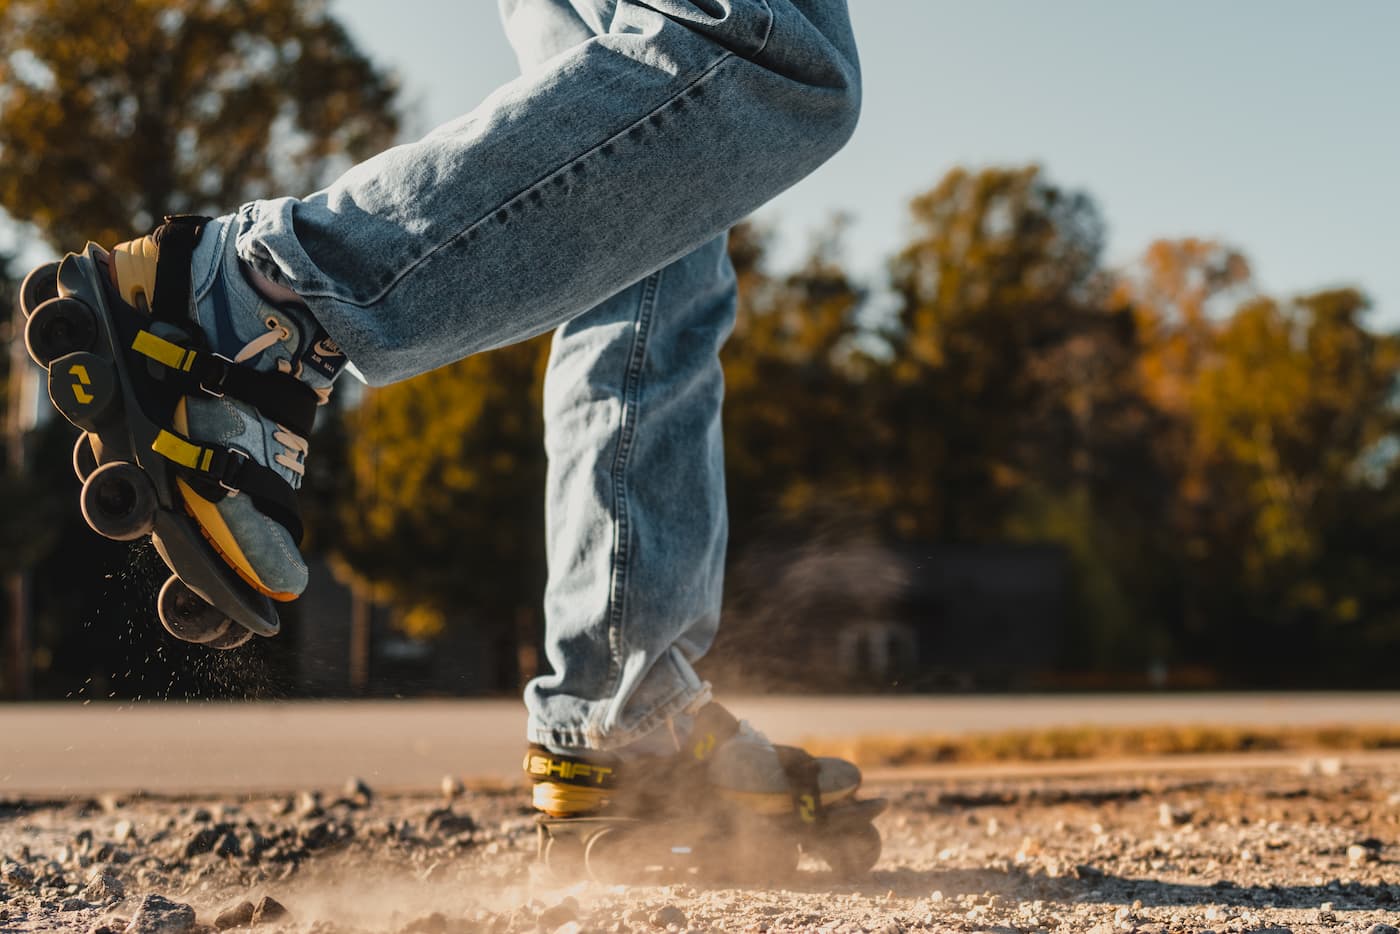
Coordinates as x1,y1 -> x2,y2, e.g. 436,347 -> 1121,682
110,236 -> 160,309
532,781 -> 611,818
714,783 -> 858,816
132,329 -> 197,371
169,400 -> 297,603
152,429 -> 214,472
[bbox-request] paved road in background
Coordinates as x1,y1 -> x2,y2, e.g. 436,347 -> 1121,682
3,693 -> 1398,796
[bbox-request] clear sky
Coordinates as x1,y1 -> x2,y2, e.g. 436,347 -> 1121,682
329,0 -> 1399,325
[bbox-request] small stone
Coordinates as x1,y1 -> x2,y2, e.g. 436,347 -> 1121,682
537,898 -> 579,930
344,777 -> 373,806
2,862 -> 35,888
124,894 -> 196,934
441,775 -> 465,802
296,791 -> 323,818
552,923 -> 582,934
1158,803 -> 1192,827
84,868 -> 125,903
214,901 -> 254,930
184,829 -> 222,858
251,895 -> 289,924
113,820 -> 135,844
1366,925 -> 1399,934
61,896 -> 89,911
650,905 -> 687,929
1348,843 -> 1379,865
425,808 -> 476,837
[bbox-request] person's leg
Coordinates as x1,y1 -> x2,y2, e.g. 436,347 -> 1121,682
235,0 -> 861,385
490,1 -> 732,752
528,234 -> 734,752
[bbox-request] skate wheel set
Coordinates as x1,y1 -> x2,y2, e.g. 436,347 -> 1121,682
536,796 -> 886,884
525,705 -> 887,884
19,218 -> 319,649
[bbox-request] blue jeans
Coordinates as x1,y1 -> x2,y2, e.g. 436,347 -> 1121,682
234,0 -> 860,751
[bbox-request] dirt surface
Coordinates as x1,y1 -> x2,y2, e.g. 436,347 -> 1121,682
2,760 -> 1398,934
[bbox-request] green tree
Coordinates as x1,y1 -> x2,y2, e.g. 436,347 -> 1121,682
883,165 -> 1173,670
0,0 -> 399,248
722,219 -> 875,532
322,337 -> 551,683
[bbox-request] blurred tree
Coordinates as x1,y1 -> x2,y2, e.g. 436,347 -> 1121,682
884,165 -> 1119,541
0,0 -> 400,248
881,166 -> 1175,670
321,337 -> 551,689
723,218 -> 875,532
1121,239 -> 1400,679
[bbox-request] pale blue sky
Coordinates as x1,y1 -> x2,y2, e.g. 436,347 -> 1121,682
331,0 -> 1400,324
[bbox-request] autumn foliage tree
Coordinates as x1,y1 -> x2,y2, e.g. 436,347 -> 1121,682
0,0 -> 399,248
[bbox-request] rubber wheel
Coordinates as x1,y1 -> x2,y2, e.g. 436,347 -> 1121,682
24,296 -> 98,368
19,261 -> 60,317
542,830 -> 586,882
818,822 -> 882,877
158,576 -> 237,645
72,434 -> 99,483
80,462 -> 157,541
204,624 -> 253,651
583,826 -> 633,884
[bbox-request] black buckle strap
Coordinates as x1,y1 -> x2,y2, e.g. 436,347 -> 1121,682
149,215 -> 210,324
188,353 -> 319,439
132,329 -> 319,439
152,430 -> 305,544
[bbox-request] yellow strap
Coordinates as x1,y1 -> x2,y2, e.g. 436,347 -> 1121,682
152,430 -> 214,472
131,330 -> 196,372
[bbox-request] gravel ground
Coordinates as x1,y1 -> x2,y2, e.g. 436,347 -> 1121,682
2,760 -> 1398,933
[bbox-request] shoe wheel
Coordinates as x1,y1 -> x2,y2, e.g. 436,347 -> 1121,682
19,261 -> 60,317
814,822 -> 882,877
24,296 -> 98,368
158,576 -> 242,646
541,831 -> 586,881
73,434 -> 99,483
80,462 -> 157,541
583,826 -> 633,884
204,624 -> 253,651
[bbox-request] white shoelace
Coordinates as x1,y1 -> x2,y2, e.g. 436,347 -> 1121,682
232,324 -> 318,478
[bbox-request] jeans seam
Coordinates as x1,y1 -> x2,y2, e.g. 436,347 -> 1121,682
315,52 -> 735,308
594,267 -> 662,736
753,0 -> 775,57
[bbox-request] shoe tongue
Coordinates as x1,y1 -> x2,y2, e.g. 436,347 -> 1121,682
299,326 -> 349,385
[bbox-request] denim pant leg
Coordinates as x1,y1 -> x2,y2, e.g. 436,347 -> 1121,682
499,1 -> 737,751
234,0 -> 860,385
528,237 -> 736,751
